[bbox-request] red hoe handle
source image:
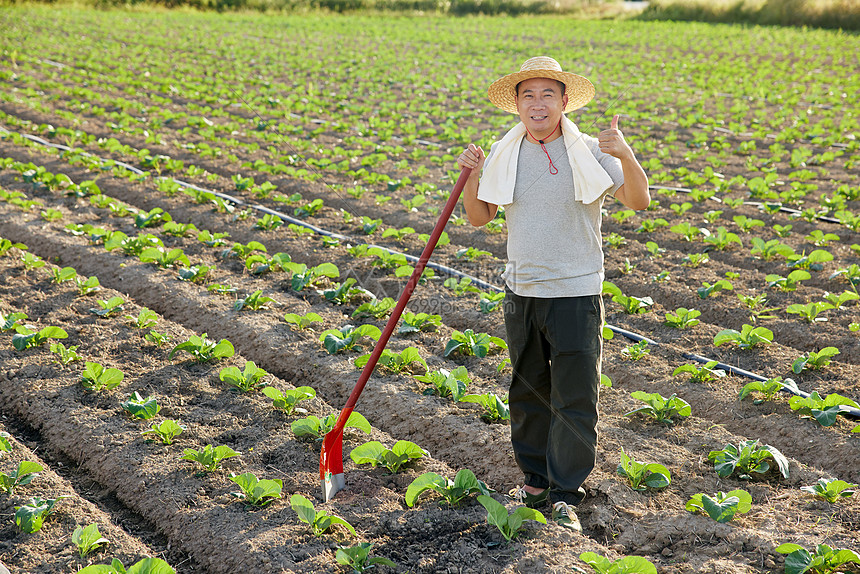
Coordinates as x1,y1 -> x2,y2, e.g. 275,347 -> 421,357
320,167 -> 473,500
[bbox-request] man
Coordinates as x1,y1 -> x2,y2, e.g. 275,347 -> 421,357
457,56 -> 650,531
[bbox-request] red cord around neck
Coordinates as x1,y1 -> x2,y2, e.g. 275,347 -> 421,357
524,117 -> 562,175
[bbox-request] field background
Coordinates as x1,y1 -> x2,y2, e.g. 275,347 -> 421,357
0,5 -> 858,574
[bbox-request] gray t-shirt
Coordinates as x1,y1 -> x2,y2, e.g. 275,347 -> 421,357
501,134 -> 624,298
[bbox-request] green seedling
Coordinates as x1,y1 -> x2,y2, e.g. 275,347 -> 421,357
704,226 -> 742,250
12,325 -> 68,350
405,468 -> 493,507
294,198 -> 324,218
621,340 -> 650,361
144,330 -> 172,347
283,312 -> 324,330
182,444 -> 240,472
479,291 -> 506,313
398,311 -> 441,334
0,432 -> 10,454
713,324 -> 773,349
750,237 -> 794,261
792,347 -> 839,373
335,542 -> 396,572
455,246 -> 491,261
1,460 -> 43,494
120,392 -> 161,420
698,279 -> 733,299
322,278 -> 372,305
89,296 -> 125,317
291,412 -> 371,441
262,386 -> 316,415
733,215 -> 764,233
1,311 -> 27,331
800,478 -> 856,503
72,523 -> 109,557
460,393 -> 510,422
284,261 -> 339,291
290,493 -> 355,536
664,307 -> 701,329
75,275 -> 101,296
319,324 -> 381,354
50,342 -> 81,365
125,308 -> 158,329
624,391 -> 691,424
51,266 -> 76,283
737,292 -> 779,322
805,230 -> 840,246
208,284 -> 237,295
81,362 -> 124,392
775,543 -> 860,574
255,213 -> 284,231
382,226 -> 415,240
786,249 -> 833,271
0,239 -> 26,256
139,247 -> 190,269
142,420 -> 185,445
829,265 -> 860,288
230,472 -> 283,508
579,552 -> 657,574
739,377 -> 799,403
219,361 -> 268,392
444,329 -> 507,358
21,252 -> 46,271
221,241 -> 267,260
355,347 -> 427,374
415,366 -> 470,401
682,252 -> 710,268
685,489 -> 752,523
786,301 -> 834,323
673,360 -> 726,383
789,392 -> 859,427
708,439 -> 789,479
766,270 -> 811,291
15,496 -> 69,533
444,277 -> 481,296
245,252 -> 292,275
162,221 -> 198,237
177,264 -> 215,283
821,290 -> 859,309
350,440 -> 427,473
367,247 -> 408,270
134,207 -> 171,228
616,448 -> 671,491
478,495 -> 545,542
352,297 -> 396,319
168,333 -> 235,362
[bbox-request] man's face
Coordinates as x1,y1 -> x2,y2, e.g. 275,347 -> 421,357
516,77 -> 568,137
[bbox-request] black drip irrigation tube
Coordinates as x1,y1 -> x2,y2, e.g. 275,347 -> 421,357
4,127 -> 859,420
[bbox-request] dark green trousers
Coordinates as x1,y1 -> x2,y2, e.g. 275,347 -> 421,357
504,288 -> 603,506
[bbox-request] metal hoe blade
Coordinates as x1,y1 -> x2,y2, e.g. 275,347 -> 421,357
319,167 -> 472,501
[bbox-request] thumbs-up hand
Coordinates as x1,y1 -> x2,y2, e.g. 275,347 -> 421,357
598,114 -> 633,160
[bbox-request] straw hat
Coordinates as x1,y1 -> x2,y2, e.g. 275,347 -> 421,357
487,56 -> 595,114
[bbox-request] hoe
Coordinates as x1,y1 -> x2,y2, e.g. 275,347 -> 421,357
320,167 -> 472,501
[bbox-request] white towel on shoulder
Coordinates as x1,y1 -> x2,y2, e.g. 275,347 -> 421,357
477,115 -> 615,206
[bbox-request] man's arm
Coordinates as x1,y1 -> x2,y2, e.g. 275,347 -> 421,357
598,115 -> 650,211
458,144 -> 498,226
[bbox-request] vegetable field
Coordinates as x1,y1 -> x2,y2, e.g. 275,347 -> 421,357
0,6 -> 858,573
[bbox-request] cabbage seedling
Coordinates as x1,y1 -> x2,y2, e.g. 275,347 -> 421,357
219,361 -> 268,392
89,296 -> 125,317
1,460 -> 43,494
178,264 -> 216,283
292,412 -> 371,440
142,420 -> 185,445
405,468 -> 493,507
182,444 -> 240,472
477,495 -> 545,542
616,448 -> 671,491
444,329 -> 507,358
319,325 -> 381,355
81,362 -> 124,392
697,279 -> 733,299
479,291 -> 506,313
12,325 -> 68,350
355,348 -> 427,374
786,301 -> 834,323
766,270 -> 810,291
290,493 -> 355,536
121,392 -> 161,420
579,552 -> 657,574
284,261 -> 339,291
1,311 -> 27,331
125,308 -> 158,329
415,366 -> 470,401
336,542 -> 396,572
168,333 -> 235,362
739,377 -> 799,403
673,361 -> 726,383
708,439 -> 789,479
145,330 -> 172,347
352,297 -> 396,319
230,473 -> 283,508
775,543 -> 860,574
262,385 -> 315,414
685,489 -> 751,522
322,278 -> 371,305
624,391 -> 691,424
283,312 -> 324,330
714,324 -> 773,349
791,347 -> 839,373
75,275 -> 101,296
139,247 -> 190,269
0,432 -> 10,454
50,342 -> 81,365
800,478 -> 856,503
51,266 -> 76,283
461,393 -> 510,422
789,392 -> 859,427
15,495 -> 69,533
72,523 -> 109,557
664,307 -> 701,329
350,440 -> 427,473
621,340 -> 650,360
398,312 -> 441,334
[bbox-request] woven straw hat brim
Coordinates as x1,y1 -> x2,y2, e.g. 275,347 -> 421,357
488,69 -> 595,114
